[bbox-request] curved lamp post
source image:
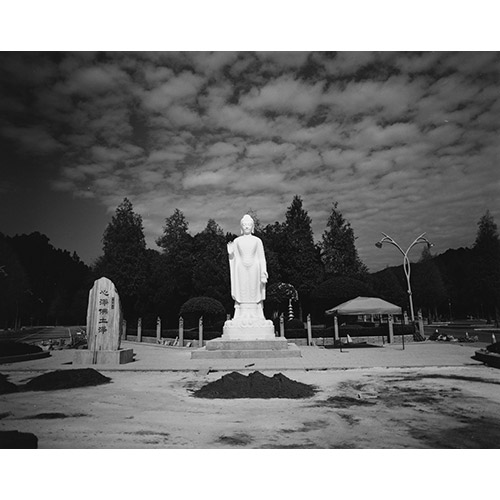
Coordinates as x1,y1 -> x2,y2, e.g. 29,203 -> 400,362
375,232 -> 433,322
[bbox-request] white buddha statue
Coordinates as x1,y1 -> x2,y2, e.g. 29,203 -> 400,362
223,214 -> 275,339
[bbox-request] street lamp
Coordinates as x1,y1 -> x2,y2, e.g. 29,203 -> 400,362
375,232 -> 433,323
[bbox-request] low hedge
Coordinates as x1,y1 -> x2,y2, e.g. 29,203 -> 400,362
0,341 -> 43,357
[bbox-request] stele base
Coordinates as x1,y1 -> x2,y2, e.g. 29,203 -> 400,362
73,348 -> 134,365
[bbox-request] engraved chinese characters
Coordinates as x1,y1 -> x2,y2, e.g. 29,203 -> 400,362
87,277 -> 123,352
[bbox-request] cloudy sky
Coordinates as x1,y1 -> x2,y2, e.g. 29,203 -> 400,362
1,50 -> 499,272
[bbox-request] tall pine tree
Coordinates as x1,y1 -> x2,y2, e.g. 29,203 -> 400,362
320,202 -> 368,279
153,208 -> 195,326
94,198 -> 148,317
472,210 -> 500,323
192,219 -> 231,311
280,195 -> 323,316
156,208 -> 191,256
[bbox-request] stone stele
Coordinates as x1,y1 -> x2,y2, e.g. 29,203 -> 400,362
192,214 -> 300,359
74,276 -> 134,365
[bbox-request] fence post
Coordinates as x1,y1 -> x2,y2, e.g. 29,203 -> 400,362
179,316 -> 184,347
122,319 -> 127,341
418,310 -> 425,338
156,316 -> 161,343
334,316 -> 339,342
279,313 -> 285,337
198,316 -> 203,347
306,314 -> 312,346
137,317 -> 142,343
388,314 -> 394,344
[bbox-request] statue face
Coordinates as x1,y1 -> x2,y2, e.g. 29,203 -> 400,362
241,220 -> 253,234
240,215 -> 254,234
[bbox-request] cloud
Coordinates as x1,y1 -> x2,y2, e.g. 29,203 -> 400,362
57,63 -> 131,96
141,71 -> 205,111
240,75 -> 325,114
1,51 -> 498,271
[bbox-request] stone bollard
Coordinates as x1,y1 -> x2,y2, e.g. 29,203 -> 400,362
137,317 -> 142,343
198,316 -> 203,348
307,314 -> 312,346
179,316 -> 184,347
334,316 -> 339,342
418,310 -> 425,338
156,316 -> 161,343
388,314 -> 394,343
279,313 -> 285,337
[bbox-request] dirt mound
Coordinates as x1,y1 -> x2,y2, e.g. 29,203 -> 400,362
0,341 -> 43,357
0,373 -> 18,395
22,368 -> 111,392
0,430 -> 38,449
487,342 -> 500,354
193,371 -> 316,399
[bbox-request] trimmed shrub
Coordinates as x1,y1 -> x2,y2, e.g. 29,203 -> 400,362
180,296 -> 226,329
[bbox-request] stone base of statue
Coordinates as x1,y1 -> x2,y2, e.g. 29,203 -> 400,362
221,318 -> 276,340
73,348 -> 134,365
192,303 -> 301,359
191,337 -> 301,359
221,303 -> 275,340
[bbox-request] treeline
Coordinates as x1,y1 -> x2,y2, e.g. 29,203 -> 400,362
0,232 -> 91,328
1,197 -> 499,328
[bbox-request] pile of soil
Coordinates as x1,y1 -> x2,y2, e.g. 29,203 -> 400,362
0,373 -> 18,395
22,368 -> 111,392
193,371 -> 316,399
0,341 -> 43,357
487,342 -> 500,354
0,430 -> 38,449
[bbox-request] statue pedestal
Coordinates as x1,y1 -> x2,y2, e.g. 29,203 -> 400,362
192,317 -> 301,359
222,318 -> 275,340
191,338 -> 301,359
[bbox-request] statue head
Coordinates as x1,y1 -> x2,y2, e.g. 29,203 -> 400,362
240,214 -> 255,234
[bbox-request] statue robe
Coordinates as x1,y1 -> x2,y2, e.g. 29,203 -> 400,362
228,234 -> 267,304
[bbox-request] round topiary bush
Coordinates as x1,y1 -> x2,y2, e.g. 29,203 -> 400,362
180,296 -> 227,329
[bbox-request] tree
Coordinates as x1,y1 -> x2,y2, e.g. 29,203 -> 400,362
191,219 -> 231,311
151,209 -> 196,325
311,276 -> 376,322
369,268 -> 407,308
434,247 -> 476,319
94,198 -> 148,318
279,195 -> 324,316
265,282 -> 299,318
156,208 -> 191,255
6,232 -> 90,326
320,202 -> 368,279
179,296 -> 226,327
260,221 -> 285,285
0,233 -> 30,328
472,210 -> 500,323
411,260 -> 448,321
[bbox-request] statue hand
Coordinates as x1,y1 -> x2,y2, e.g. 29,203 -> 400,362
261,271 -> 268,283
227,241 -> 234,255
